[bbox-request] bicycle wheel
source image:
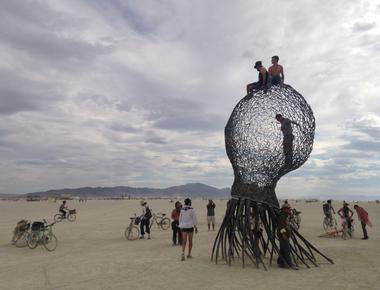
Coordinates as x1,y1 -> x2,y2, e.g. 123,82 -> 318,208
43,234 -> 58,251
125,226 -> 139,240
290,219 -> 299,230
68,214 -> 76,222
54,214 -> 63,222
14,232 -> 28,248
160,218 -> 170,230
323,217 -> 329,231
27,232 -> 39,249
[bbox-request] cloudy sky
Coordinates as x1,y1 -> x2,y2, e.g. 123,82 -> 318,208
1,0 -> 379,198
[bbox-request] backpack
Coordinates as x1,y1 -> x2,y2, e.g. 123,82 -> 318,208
145,207 -> 152,219
323,203 -> 329,214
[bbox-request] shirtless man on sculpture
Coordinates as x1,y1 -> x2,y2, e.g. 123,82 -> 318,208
268,56 -> 284,86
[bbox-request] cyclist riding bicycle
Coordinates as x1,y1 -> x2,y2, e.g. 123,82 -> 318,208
59,200 -> 68,218
323,200 -> 335,221
337,202 -> 354,231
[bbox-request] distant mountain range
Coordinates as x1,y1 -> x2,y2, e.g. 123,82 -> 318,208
21,183 -> 231,198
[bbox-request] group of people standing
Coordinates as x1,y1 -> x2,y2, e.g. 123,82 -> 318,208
139,199 -> 217,261
323,200 -> 372,240
170,199 -> 216,261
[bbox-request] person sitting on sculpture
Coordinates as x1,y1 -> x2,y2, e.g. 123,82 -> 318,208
276,114 -> 300,168
246,61 -> 268,94
268,55 -> 284,86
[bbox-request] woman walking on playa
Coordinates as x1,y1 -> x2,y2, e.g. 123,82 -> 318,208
179,198 -> 198,261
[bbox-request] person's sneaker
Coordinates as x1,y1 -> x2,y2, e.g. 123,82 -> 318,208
147,236 -> 151,240
362,237 -> 368,240
187,254 -> 192,259
181,253 -> 185,261
139,236 -> 144,239
290,266 -> 299,270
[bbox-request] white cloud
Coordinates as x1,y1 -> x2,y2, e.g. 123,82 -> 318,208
0,0 -> 379,198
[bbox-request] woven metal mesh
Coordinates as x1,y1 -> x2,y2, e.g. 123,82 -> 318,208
225,84 -> 315,206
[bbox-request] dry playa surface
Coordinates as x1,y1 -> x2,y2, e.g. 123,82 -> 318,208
1,199 -> 380,290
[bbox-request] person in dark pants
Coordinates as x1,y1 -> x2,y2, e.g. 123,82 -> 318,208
277,204 -> 298,270
206,199 -> 216,231
246,61 -> 269,94
276,114 -> 300,168
354,205 -> 372,240
139,201 -> 151,239
171,201 -> 182,246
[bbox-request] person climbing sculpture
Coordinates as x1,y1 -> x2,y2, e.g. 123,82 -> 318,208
246,61 -> 268,94
276,113 -> 300,168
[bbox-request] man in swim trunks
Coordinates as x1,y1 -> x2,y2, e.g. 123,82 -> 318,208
268,55 -> 284,86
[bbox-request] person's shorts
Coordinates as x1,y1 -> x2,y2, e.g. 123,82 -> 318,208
181,228 -> 194,233
270,75 -> 282,86
207,216 -> 215,224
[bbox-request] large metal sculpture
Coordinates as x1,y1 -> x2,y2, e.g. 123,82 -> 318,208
211,84 -> 333,269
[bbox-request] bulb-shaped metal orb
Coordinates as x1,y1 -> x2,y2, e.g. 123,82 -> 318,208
225,84 -> 315,207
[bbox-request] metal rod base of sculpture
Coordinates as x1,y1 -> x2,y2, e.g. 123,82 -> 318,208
211,197 -> 334,270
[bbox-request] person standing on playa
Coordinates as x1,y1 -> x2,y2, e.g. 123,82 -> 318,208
354,205 -> 372,240
337,202 -> 354,233
246,61 -> 269,94
171,201 -> 182,246
268,55 -> 284,86
139,201 -> 151,240
206,199 -> 216,231
277,203 -> 298,270
179,198 -> 198,261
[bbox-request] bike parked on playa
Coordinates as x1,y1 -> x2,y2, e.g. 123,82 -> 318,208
54,209 -> 76,222
27,219 -> 57,251
289,208 -> 301,230
150,212 -> 170,230
125,215 -> 140,240
341,217 -> 354,240
11,219 -> 31,248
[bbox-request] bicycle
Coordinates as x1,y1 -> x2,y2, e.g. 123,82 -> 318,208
323,215 -> 338,232
54,209 -> 77,222
125,215 -> 140,240
341,217 -> 354,240
27,219 -> 58,251
11,220 -> 31,248
150,212 -> 170,230
289,209 -> 301,230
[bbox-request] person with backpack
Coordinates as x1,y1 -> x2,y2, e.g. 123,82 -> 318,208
140,201 -> 151,239
323,200 -> 335,222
